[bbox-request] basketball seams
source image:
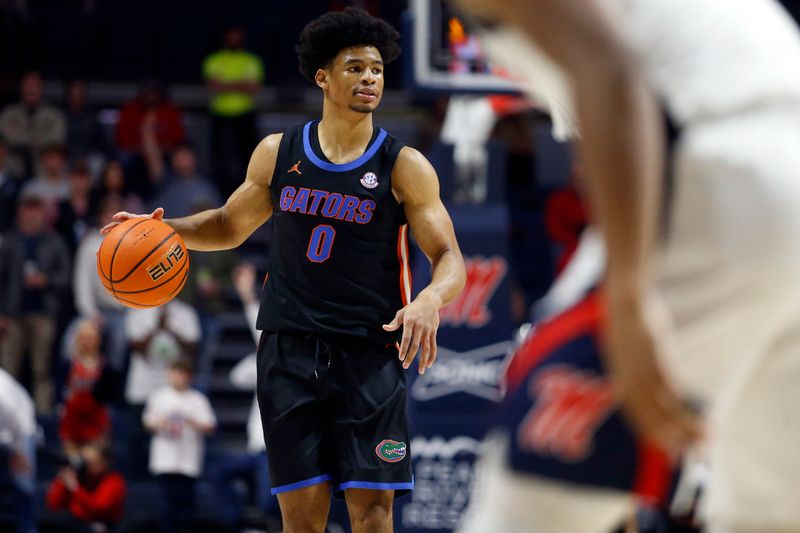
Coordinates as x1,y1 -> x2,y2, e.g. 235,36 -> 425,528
112,229 -> 178,284
103,218 -> 149,281
104,265 -> 189,308
107,218 -> 151,298
99,253 -> 189,295
97,246 -> 110,281
165,268 -> 190,301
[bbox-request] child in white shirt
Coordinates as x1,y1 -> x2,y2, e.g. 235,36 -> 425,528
143,356 -> 215,532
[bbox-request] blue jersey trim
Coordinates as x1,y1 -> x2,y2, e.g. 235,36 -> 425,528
270,474 -> 333,495
336,480 -> 415,492
302,121 -> 388,172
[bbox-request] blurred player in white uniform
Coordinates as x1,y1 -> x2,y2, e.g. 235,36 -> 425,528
453,0 -> 800,532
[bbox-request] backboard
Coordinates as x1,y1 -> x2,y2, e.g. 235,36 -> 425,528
406,0 -> 520,94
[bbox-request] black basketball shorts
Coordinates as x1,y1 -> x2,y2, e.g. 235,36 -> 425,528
256,331 -> 413,497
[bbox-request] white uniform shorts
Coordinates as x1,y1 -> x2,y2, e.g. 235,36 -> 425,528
457,435 -> 634,533
657,102 -> 800,531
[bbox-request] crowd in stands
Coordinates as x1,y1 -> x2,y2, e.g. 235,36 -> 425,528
0,25 -> 280,533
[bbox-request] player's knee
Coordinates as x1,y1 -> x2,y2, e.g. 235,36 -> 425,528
350,499 -> 393,532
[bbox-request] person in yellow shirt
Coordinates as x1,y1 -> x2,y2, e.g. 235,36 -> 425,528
203,26 -> 264,197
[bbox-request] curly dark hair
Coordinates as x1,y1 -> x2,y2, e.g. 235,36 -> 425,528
296,7 -> 401,82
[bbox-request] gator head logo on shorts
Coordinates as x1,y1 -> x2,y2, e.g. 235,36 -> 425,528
375,439 -> 407,463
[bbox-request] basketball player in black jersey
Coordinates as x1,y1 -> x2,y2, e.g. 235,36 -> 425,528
102,8 -> 466,533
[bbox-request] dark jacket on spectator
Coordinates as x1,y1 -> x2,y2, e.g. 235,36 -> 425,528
0,175 -> 21,232
66,108 -> 109,158
0,230 -> 71,317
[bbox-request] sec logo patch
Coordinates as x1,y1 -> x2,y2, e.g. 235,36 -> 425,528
361,172 -> 379,189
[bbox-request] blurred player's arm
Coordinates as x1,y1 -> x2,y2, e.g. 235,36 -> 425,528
454,0 -> 700,453
383,147 -> 466,374
102,135 -> 280,251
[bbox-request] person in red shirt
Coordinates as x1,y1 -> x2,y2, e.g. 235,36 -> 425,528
45,441 -> 126,532
59,319 -> 111,456
114,80 -> 185,199
545,165 -> 589,273
115,80 -> 184,154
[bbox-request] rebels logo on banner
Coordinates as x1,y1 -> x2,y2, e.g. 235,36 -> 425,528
439,256 -> 506,328
517,365 -> 616,463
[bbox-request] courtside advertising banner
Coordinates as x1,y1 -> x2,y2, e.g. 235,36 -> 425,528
397,205 -> 513,533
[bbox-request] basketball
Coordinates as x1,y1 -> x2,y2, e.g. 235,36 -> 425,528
97,217 -> 190,309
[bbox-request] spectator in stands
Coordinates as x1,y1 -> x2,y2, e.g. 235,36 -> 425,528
45,441 -> 126,533
0,190 -> 71,414
545,164 -> 589,274
72,195 -> 128,372
0,136 -> 22,233
0,71 -> 67,179
179,203 -> 236,319
63,80 -> 108,164
114,80 -> 185,198
203,25 -> 263,197
0,368 -> 37,533
20,144 -> 71,223
124,298 -> 200,477
145,141 -> 221,219
180,246 -> 236,322
491,110 -> 556,321
88,159 -> 143,216
178,201 -> 235,392
143,356 -> 216,533
209,263 -> 279,530
55,159 -> 94,252
59,319 -> 111,457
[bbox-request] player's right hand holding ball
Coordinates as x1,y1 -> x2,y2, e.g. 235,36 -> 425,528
100,207 -> 165,235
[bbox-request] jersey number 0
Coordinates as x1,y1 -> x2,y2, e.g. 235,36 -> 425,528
306,224 -> 336,263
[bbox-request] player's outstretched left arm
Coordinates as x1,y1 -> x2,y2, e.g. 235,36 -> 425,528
383,147 -> 466,374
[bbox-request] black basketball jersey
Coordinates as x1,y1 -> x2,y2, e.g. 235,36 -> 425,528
256,121 -> 411,343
